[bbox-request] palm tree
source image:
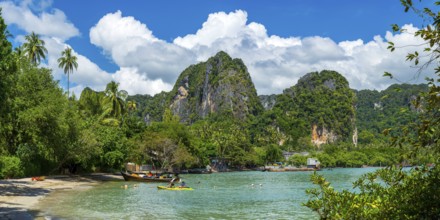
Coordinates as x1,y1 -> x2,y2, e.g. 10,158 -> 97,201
103,81 -> 128,119
57,47 -> 78,97
127,100 -> 137,113
23,32 -> 47,65
14,46 -> 23,56
13,46 -> 25,66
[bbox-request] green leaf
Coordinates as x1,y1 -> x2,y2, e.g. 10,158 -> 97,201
383,72 -> 393,79
391,24 -> 400,32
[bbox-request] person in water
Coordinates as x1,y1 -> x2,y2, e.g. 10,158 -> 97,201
179,181 -> 187,188
168,173 -> 180,187
171,173 -> 180,183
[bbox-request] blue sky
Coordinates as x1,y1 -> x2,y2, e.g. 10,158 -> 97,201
0,0 -> 434,96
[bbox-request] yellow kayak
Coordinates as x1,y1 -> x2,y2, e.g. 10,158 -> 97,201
157,186 -> 193,191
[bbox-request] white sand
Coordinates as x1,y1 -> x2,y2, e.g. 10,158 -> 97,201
0,174 -> 123,219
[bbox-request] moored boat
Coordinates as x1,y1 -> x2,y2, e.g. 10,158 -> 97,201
120,171 -> 173,182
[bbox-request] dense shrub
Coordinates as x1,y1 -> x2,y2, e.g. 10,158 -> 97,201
0,156 -> 23,179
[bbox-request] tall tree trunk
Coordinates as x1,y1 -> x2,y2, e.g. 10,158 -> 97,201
67,73 -> 70,98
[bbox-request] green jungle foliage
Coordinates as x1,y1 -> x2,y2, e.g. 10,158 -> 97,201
355,84 -> 428,144
78,87 -> 106,117
0,155 -> 23,179
127,91 -> 169,123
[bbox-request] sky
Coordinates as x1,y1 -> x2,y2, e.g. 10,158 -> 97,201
0,0 -> 435,96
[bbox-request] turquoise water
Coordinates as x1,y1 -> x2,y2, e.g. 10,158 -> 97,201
37,168 -> 379,219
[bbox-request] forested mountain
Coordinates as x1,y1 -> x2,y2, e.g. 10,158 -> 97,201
252,70 -> 357,150
168,51 -> 263,123
128,91 -> 169,124
126,51 -> 264,124
123,52 -> 426,150
355,84 -> 428,144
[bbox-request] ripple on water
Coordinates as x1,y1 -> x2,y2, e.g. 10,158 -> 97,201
36,168 -> 380,219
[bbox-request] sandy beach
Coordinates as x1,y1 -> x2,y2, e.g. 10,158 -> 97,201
0,174 -> 123,219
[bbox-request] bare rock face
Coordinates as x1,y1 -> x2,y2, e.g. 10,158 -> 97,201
169,51 -> 263,123
352,126 -> 358,147
170,76 -> 191,119
259,94 -> 277,110
311,124 -> 338,146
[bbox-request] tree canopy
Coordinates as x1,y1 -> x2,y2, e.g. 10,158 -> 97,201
23,32 -> 47,65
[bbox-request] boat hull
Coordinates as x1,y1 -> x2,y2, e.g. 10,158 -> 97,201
120,172 -> 173,182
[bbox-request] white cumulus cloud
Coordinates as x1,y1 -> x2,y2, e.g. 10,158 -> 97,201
43,37 -> 112,92
0,0 -> 79,41
3,2 -> 432,97
90,10 -> 196,84
111,67 -> 172,95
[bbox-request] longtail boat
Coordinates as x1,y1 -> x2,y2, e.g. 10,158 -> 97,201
120,171 -> 173,182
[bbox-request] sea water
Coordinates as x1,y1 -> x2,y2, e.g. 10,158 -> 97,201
36,168 -> 379,219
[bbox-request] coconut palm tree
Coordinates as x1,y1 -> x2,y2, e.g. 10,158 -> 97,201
14,46 -> 23,56
57,47 -> 78,97
13,46 -> 25,66
23,32 -> 47,65
103,81 -> 128,119
127,100 -> 137,113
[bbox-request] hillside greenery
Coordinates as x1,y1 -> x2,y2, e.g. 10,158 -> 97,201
251,70 -> 356,150
355,83 -> 428,145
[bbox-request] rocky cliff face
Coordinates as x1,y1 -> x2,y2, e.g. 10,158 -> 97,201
259,94 -> 277,110
311,124 -> 337,146
169,51 -> 263,123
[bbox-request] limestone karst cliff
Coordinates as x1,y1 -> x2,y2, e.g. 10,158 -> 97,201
168,51 -> 263,123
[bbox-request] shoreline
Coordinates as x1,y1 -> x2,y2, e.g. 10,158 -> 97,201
0,173 -> 123,219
